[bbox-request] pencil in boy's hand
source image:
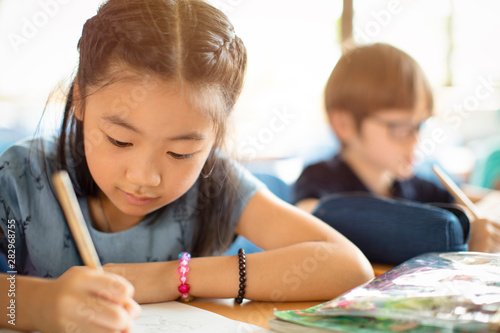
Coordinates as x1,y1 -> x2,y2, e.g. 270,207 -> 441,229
52,170 -> 103,271
432,164 -> 482,219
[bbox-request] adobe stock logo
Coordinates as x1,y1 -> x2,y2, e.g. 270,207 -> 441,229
237,106 -> 297,160
8,0 -> 73,53
354,0 -> 402,43
398,75 -> 497,176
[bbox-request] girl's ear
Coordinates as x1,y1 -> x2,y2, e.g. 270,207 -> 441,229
73,79 -> 84,121
328,109 -> 357,143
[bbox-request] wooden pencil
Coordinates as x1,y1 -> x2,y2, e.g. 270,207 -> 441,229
432,164 -> 481,219
52,170 -> 103,271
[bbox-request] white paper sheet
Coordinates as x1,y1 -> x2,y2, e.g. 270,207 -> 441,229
0,302 -> 270,333
133,302 -> 271,333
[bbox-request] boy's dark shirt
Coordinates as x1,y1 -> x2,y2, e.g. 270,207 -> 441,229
294,154 -> 454,204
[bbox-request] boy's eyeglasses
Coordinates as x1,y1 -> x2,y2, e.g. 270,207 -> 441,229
368,116 -> 425,140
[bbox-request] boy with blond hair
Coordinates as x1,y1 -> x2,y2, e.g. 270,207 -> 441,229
294,43 -> 500,253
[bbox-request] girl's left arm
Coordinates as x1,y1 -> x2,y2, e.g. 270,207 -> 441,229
105,189 -> 374,303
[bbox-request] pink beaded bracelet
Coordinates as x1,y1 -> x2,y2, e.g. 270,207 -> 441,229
177,252 -> 193,302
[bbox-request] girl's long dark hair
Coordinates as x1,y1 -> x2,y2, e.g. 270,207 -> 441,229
56,0 -> 247,256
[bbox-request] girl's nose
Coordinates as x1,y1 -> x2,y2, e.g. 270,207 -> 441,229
125,156 -> 161,187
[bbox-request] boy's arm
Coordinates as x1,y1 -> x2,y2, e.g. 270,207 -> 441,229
467,217 -> 500,253
455,191 -> 500,253
451,185 -> 500,253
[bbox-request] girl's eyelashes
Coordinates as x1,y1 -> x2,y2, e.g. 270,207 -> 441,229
168,152 -> 194,160
105,134 -> 194,159
105,135 -> 132,148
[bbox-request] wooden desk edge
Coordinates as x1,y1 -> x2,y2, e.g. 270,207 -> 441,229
187,298 -> 321,329
371,262 -> 395,276
186,263 -> 395,329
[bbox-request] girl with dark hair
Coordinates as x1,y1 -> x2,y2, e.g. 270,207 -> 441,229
0,1 -> 373,331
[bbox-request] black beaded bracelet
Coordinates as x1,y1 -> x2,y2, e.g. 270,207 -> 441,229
235,248 -> 246,304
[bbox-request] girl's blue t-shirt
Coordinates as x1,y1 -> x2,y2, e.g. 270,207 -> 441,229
0,138 -> 263,278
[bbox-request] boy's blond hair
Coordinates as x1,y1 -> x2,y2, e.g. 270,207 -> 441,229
325,43 -> 433,129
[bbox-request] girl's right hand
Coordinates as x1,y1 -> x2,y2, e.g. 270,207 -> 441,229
38,266 -> 141,333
